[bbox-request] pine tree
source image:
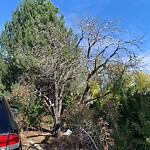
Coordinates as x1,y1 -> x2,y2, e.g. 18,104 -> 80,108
0,0 -> 82,133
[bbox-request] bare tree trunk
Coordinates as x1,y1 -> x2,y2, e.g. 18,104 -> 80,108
53,109 -> 61,136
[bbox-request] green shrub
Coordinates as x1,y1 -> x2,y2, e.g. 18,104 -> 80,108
6,85 -> 43,129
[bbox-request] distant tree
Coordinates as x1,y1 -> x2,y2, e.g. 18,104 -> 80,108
133,72 -> 150,93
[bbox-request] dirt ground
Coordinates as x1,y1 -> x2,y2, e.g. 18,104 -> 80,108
16,119 -> 97,150
20,129 -> 95,150
21,130 -> 50,149
19,117 -> 96,150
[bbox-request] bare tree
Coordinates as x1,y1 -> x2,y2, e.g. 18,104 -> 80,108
20,22 -> 83,133
75,17 -> 142,103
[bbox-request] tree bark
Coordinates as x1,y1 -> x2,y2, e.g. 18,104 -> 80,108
53,112 -> 61,136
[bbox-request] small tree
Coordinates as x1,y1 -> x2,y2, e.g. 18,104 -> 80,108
26,23 -> 82,131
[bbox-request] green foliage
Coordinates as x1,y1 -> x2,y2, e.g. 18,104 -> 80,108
1,63 -> 25,91
0,0 -> 66,91
133,72 -> 150,93
7,85 -> 43,129
146,137 -> 150,144
89,80 -> 100,98
89,72 -> 150,149
115,91 -> 150,149
0,53 -> 7,93
24,99 -> 43,128
0,78 -> 6,94
62,92 -> 73,112
1,0 -> 60,52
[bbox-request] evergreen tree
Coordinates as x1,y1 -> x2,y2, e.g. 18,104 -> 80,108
0,0 -> 82,132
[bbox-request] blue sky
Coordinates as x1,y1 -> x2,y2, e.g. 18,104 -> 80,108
0,0 -> 150,71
